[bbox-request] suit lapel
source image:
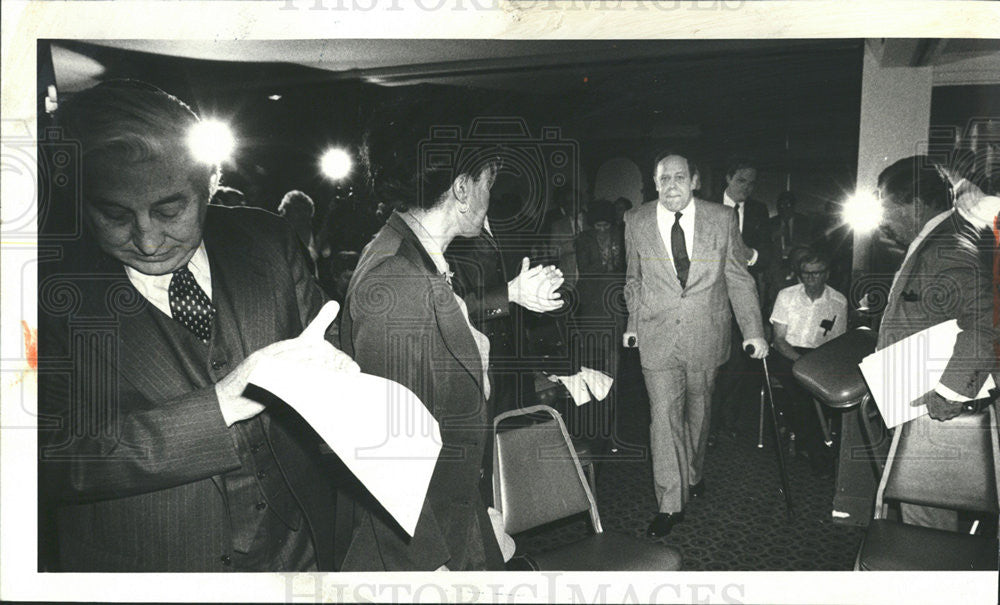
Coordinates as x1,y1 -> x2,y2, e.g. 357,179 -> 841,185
688,199 -> 715,287
205,220 -> 273,355
885,212 -> 953,318
640,202 -> 680,286
388,215 -> 486,393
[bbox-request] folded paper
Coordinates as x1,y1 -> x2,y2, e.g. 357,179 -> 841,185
859,319 -> 995,428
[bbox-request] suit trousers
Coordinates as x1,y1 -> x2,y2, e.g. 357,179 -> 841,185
643,363 -> 718,513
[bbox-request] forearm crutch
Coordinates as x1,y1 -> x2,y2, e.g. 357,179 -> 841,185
751,344 -> 795,520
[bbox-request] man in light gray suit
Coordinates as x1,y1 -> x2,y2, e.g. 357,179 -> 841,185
623,152 -> 768,537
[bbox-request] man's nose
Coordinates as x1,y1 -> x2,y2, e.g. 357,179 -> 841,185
132,217 -> 164,255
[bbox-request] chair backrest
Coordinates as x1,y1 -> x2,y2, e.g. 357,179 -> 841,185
876,406 -> 1000,516
493,405 -> 600,535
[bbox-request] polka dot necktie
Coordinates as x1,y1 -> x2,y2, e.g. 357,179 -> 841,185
168,265 -> 215,342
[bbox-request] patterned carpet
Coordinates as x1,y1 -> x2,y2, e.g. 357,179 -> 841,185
513,352 -> 866,571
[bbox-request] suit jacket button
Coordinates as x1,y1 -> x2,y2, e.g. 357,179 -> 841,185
256,501 -> 268,511
220,554 -> 232,566
211,359 -> 227,371
676,319 -> 681,325
257,471 -> 267,480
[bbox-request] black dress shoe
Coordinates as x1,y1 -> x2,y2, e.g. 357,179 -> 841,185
646,512 -> 684,537
689,479 -> 706,498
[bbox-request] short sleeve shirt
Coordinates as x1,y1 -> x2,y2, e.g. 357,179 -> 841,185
769,283 -> 847,349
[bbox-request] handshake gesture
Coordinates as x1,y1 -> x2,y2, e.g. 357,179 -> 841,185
508,257 -> 564,313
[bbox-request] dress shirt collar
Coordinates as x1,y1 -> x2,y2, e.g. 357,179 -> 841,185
797,283 -> 832,304
656,198 -> 696,256
723,191 -> 739,209
124,242 -> 211,318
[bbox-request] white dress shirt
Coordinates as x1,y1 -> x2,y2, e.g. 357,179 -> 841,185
722,191 -> 744,232
723,191 -> 759,266
656,199 -> 695,268
124,243 -> 212,318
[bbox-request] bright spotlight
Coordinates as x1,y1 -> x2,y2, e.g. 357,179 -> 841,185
320,148 -> 352,181
187,119 -> 235,165
842,191 -> 883,233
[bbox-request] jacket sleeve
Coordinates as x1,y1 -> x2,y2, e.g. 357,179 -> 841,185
624,213 -> 642,335
935,241 -> 999,398
342,257 -> 452,570
723,209 -> 765,340
38,332 -> 243,503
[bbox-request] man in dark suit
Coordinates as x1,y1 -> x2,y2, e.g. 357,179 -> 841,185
38,81 -> 356,572
711,157 -> 772,442
874,154 -> 998,531
623,152 -> 767,537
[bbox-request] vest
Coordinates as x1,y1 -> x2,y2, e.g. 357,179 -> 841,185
151,286 -> 315,571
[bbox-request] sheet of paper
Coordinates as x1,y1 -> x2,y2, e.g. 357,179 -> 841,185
553,367 -> 614,406
859,319 -> 995,428
579,367 -> 613,402
555,372 -> 592,406
248,357 -> 440,536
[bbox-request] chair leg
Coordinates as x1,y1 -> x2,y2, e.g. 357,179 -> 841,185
812,397 -> 834,446
583,461 -> 597,497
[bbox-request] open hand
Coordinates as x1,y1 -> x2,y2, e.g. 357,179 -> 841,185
508,257 -> 564,313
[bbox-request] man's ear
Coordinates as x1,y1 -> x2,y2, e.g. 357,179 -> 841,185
451,173 -> 471,201
691,172 -> 701,191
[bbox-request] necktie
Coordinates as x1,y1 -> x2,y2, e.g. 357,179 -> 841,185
733,203 -> 742,231
671,211 -> 690,288
168,265 -> 216,342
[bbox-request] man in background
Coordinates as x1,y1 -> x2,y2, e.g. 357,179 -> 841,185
711,157 -> 771,443
769,249 -> 847,476
623,151 -> 767,537
278,189 -> 319,277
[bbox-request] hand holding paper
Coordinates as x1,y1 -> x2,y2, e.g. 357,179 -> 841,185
215,301 -> 359,426
859,319 -> 995,428
227,302 -> 440,536
910,390 -> 963,421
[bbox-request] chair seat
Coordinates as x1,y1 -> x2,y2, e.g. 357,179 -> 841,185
793,329 -> 876,408
858,520 -> 999,571
532,531 -> 682,571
